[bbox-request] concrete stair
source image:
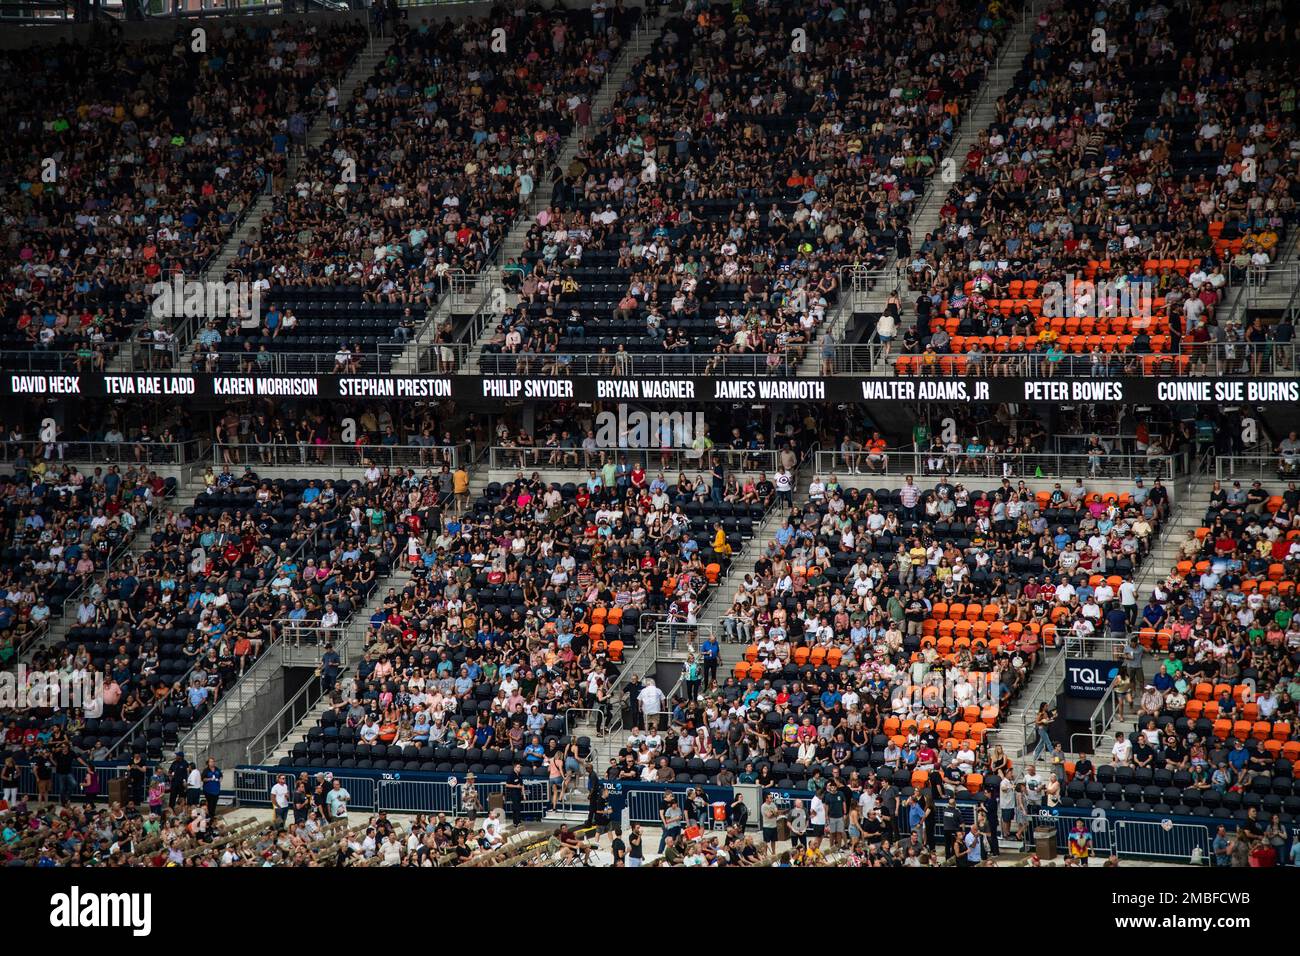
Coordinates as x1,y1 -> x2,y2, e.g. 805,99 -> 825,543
179,648 -> 286,761
822,6 -> 1036,377
904,16 -> 1034,258
1219,231 -> 1300,322
21,503 -> 170,664
258,560 -> 420,767
452,12 -> 667,374
996,469 -> 1212,760
1133,476 -> 1215,603
158,40 -> 390,373
265,695 -> 338,766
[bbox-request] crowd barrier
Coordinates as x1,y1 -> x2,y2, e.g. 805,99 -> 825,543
4,761 -> 1278,864
224,766 -> 1266,863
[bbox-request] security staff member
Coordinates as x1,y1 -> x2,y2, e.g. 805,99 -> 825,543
504,762 -> 525,826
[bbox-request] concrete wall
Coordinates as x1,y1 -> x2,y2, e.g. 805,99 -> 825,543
200,665 -> 313,771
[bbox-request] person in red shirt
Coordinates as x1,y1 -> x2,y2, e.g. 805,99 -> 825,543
916,743 -> 939,772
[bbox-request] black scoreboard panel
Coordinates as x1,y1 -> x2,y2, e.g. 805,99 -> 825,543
5,372 -> 1298,406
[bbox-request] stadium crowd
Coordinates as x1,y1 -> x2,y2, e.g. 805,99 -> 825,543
891,0 -> 1298,378
485,0 -> 1011,373
1,19 -> 369,369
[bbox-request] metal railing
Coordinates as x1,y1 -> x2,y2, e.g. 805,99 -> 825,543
485,445 -> 780,476
107,524 -> 324,759
271,619 -> 367,667
563,707 -> 606,738
475,350 -> 803,377
655,621 -> 721,659
211,441 -> 469,471
1084,681 -> 1121,755
234,766 -> 551,819
180,617 -> 363,761
1215,455 -> 1300,481
837,332 -> 1295,377
244,669 -> 331,766
1043,811 -> 1212,864
415,341 -> 470,374
177,632 -> 287,760
1062,635 -> 1131,659
0,348 -> 114,373
0,439 -> 205,467
813,450 -> 1178,481
190,343 -> 409,375
852,345 -> 1293,377
1180,340 -> 1297,377
993,648 -> 1067,757
605,635 -> 659,739
1068,731 -> 1116,754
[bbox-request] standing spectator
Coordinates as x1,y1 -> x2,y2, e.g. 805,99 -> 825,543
637,678 -> 665,731
326,778 -> 351,822
658,792 -> 683,853
167,751 -> 189,810
760,792 -> 781,851
185,761 -> 202,807
1068,819 -> 1093,866
504,762 -> 525,827
270,773 -> 291,830
201,758 -> 223,820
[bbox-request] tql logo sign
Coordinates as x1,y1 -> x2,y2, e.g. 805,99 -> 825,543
1065,659 -> 1118,699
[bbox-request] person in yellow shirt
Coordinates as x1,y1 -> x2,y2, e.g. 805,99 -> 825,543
453,466 -> 469,511
712,523 -> 732,558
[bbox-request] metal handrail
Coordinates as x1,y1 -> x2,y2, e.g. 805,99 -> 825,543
655,621 -> 721,657
605,635 -> 659,738
179,613 -> 365,759
485,445 -> 780,475
190,343 -> 409,375
0,439 -> 206,466
211,441 -> 468,471
475,350 -> 803,377
992,646 -> 1067,755
813,450 -> 1178,481
1084,681 -> 1121,753
244,667 -> 334,766
563,707 -> 604,738
107,524 -> 323,759
836,342 -> 1296,377
178,631 -> 290,759
1215,455 -> 1300,481
1069,731 -> 1117,755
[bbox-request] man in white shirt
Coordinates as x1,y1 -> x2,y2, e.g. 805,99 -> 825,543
1111,732 -> 1134,765
270,773 -> 292,829
809,793 -> 828,838
774,468 -> 793,506
1118,578 -> 1139,624
637,680 -> 666,730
